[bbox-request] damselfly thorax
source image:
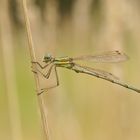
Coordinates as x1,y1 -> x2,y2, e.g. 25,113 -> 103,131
53,56 -> 74,69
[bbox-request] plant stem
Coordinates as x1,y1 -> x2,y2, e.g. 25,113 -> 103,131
22,0 -> 51,140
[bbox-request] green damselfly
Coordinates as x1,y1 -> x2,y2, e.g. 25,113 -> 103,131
32,50 -> 140,95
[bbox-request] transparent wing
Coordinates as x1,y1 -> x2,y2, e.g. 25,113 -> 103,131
73,50 -> 128,63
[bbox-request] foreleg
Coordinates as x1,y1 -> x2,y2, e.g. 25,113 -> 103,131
38,66 -> 59,95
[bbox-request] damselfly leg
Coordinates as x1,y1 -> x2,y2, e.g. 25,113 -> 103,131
38,66 -> 59,95
32,61 -> 60,95
32,60 -> 53,69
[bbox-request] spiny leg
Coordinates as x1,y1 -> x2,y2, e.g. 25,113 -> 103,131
31,61 -> 53,76
38,66 -> 59,96
33,64 -> 55,79
32,64 -> 55,95
32,60 -> 53,69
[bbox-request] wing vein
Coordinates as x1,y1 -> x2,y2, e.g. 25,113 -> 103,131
73,51 -> 128,63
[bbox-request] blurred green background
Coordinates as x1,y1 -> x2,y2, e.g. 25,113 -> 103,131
0,0 -> 140,140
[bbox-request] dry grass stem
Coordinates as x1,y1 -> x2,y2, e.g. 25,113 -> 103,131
22,0 -> 51,139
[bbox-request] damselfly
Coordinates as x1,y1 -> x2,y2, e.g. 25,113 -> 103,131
32,50 -> 140,95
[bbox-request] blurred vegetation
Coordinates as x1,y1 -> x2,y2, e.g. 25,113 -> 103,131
1,0 -> 140,140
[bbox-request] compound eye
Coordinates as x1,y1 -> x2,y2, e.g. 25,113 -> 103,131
46,54 -> 51,59
43,53 -> 52,62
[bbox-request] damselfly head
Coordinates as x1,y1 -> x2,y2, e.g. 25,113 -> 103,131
43,53 -> 52,62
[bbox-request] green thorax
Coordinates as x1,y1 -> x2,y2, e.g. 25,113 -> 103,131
54,56 -> 74,68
